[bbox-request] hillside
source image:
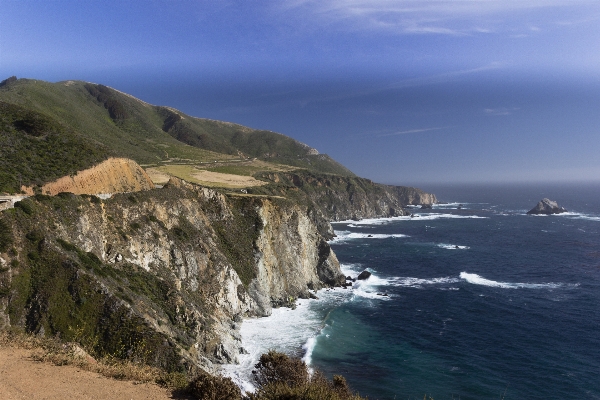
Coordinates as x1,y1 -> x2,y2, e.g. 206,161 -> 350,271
0,100 -> 111,193
0,77 -> 353,194
0,76 -> 438,394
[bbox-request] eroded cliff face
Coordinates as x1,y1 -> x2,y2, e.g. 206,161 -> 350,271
248,200 -> 342,316
0,178 -> 343,372
252,171 -> 438,225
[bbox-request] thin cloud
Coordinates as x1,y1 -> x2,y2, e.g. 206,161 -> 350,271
484,107 -> 519,116
282,0 -> 597,35
377,127 -> 446,137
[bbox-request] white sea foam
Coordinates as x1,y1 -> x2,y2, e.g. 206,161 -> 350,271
222,270 -> 357,392
329,231 -> 408,243
459,272 -> 578,289
562,212 -> 600,222
437,243 -> 470,250
332,213 -> 488,226
302,337 -> 317,366
388,276 -> 461,288
525,211 -> 600,221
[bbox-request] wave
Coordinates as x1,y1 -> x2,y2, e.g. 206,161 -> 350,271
343,266 -> 460,291
561,212 -> 600,222
389,276 -> 461,288
333,213 -> 488,226
459,272 -> 579,289
525,211 -> 600,222
222,284 -> 354,392
437,243 -> 470,250
302,337 -> 317,367
329,231 -> 408,243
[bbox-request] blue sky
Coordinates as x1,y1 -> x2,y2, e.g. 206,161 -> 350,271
2,1 -> 599,184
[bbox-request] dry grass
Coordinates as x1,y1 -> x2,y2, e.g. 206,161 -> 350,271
148,164 -> 269,188
147,158 -> 300,187
0,330 -> 188,390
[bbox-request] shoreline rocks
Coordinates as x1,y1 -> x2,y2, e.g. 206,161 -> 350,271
527,198 -> 568,215
357,270 -> 371,280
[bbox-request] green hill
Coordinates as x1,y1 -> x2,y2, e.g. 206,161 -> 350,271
0,100 -> 110,193
0,77 -> 353,193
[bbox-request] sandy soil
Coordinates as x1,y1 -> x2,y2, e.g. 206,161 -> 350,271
0,347 -> 183,400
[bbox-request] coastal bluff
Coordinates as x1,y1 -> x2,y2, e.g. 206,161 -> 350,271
0,178 -> 343,373
527,198 -> 568,215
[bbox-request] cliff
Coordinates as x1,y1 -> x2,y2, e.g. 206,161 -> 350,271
21,158 -> 154,196
250,171 -> 437,230
0,179 -> 343,373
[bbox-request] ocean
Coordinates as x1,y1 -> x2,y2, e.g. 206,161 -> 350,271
225,183 -> 600,399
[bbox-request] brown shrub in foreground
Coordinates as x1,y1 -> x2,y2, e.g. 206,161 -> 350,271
188,370 -> 241,400
249,350 -> 365,400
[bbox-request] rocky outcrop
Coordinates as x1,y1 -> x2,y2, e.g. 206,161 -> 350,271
527,198 -> 568,215
0,178 -> 343,373
22,158 -> 154,196
357,270 -> 371,280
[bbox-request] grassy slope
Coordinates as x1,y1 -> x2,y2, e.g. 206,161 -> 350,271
0,79 -> 232,166
0,78 -> 354,188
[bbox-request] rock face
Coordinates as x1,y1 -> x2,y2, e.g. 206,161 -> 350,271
527,198 -> 568,215
252,171 -> 437,229
0,178 -> 344,373
22,158 -> 155,196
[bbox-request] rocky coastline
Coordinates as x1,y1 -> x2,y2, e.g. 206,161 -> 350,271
0,169 -> 436,376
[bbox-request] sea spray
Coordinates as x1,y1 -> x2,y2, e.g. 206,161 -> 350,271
221,263 -> 396,391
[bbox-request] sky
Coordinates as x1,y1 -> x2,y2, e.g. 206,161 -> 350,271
1,0 -> 600,185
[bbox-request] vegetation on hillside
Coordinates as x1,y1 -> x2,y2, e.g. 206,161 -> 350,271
0,78 -> 235,166
0,78 -> 354,181
0,101 -> 110,193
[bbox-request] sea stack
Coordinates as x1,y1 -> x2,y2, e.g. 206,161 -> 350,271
527,198 -> 568,215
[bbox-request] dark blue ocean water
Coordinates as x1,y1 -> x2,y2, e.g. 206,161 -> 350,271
313,183 -> 600,399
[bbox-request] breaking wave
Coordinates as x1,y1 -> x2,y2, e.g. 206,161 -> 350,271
332,213 -> 488,226
459,272 -> 579,289
437,243 -> 470,250
330,231 -> 408,243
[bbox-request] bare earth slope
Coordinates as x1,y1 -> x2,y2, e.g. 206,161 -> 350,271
0,347 -> 175,400
22,158 -> 155,196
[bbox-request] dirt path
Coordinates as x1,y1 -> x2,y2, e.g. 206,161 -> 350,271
0,347 -> 181,400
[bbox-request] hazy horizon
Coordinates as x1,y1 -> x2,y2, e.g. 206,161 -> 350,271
2,1 -> 599,185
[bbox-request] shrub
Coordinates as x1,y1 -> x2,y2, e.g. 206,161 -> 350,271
188,370 -> 241,400
0,219 -> 12,252
253,350 -> 309,389
250,351 -> 365,400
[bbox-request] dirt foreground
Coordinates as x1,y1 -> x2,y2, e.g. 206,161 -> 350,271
0,347 -> 178,400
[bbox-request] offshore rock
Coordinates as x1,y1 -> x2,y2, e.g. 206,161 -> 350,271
357,270 -> 372,280
527,198 -> 568,215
